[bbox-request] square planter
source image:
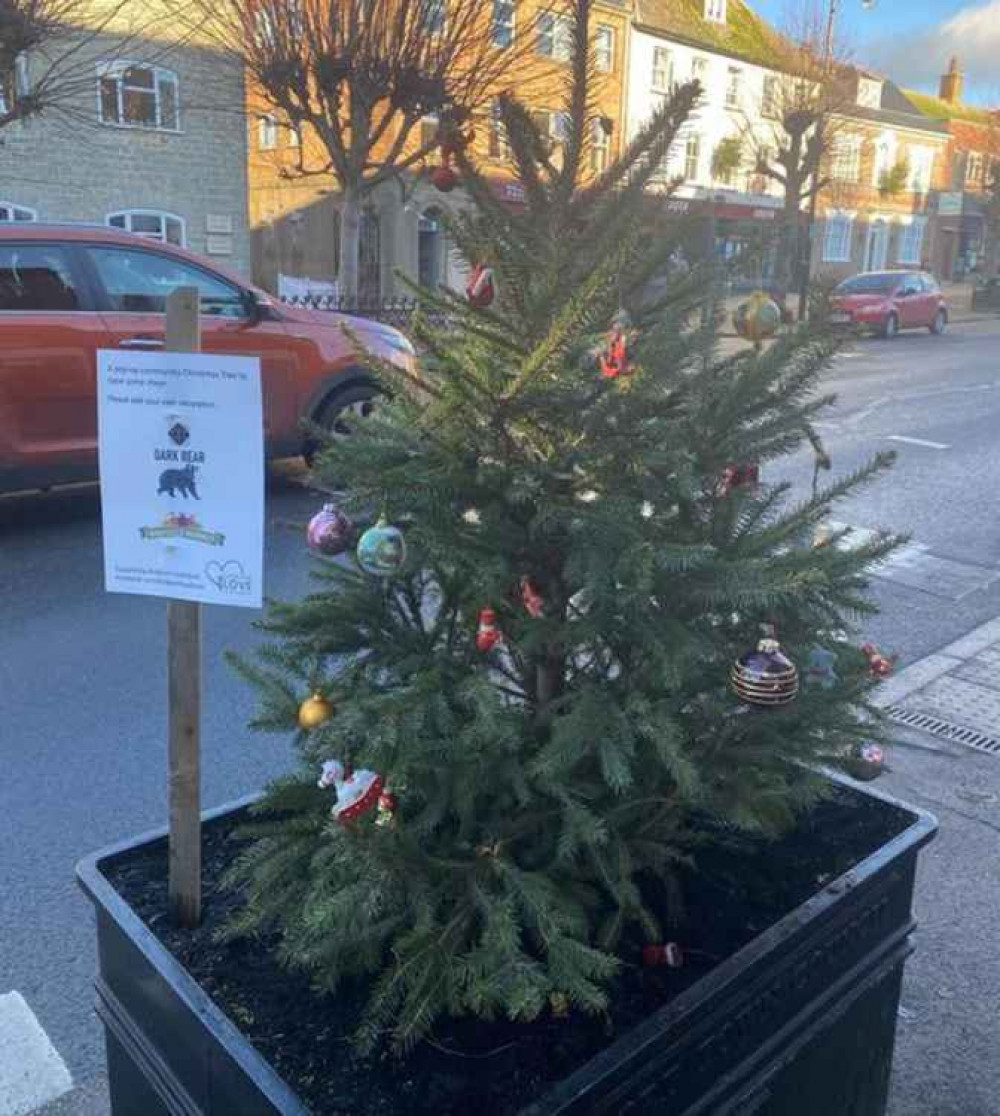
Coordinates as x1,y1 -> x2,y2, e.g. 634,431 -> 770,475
77,780 -> 936,1116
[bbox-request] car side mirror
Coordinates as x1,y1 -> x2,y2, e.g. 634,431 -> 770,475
241,291 -> 263,323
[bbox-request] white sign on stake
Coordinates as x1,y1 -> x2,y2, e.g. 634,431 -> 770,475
97,349 -> 264,609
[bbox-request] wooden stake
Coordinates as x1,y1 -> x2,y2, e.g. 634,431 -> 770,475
165,287 -> 203,929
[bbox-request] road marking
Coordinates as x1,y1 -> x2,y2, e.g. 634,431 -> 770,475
885,435 -> 950,450
0,992 -> 72,1115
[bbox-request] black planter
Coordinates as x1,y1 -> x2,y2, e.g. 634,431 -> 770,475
77,783 -> 936,1116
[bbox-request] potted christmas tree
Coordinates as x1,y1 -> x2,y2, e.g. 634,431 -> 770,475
78,4 -> 935,1112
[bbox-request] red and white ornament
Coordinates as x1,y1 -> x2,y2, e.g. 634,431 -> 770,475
375,790 -> 398,827
476,607 -> 503,653
465,263 -> 496,309
521,577 -> 544,619
861,642 -> 893,678
717,463 -> 760,497
598,312 -> 633,379
318,760 -> 384,825
642,943 -> 684,968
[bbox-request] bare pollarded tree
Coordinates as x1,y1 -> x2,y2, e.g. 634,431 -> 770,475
197,0 -> 537,300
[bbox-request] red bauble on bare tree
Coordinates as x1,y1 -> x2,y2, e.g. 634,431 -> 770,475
431,164 -> 458,192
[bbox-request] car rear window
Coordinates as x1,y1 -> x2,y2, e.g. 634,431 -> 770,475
0,245 -> 80,311
835,274 -> 899,295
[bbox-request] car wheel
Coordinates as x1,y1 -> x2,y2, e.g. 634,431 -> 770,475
930,309 -> 947,335
304,383 -> 380,467
883,313 -> 899,340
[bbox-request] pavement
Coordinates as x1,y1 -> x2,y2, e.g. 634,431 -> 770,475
5,319 -> 1000,1115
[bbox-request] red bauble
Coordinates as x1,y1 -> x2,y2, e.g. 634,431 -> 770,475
642,943 -> 683,968
718,462 -> 760,497
431,165 -> 458,192
466,263 -> 496,309
521,577 -> 544,619
476,607 -> 503,653
862,642 -> 893,678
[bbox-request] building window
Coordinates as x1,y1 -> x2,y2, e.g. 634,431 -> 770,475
594,25 -> 614,72
966,152 -> 985,187
0,201 -> 36,222
856,78 -> 882,109
908,147 -> 933,193
762,75 -> 780,119
492,0 -> 515,48
590,117 -> 610,172
488,99 -> 510,159
537,13 -> 573,61
418,208 -> 445,289
897,217 -> 926,264
823,213 -> 854,262
98,62 -> 179,131
420,114 -> 439,150
107,210 -> 186,246
652,47 -> 673,93
873,137 -> 894,187
705,0 -> 726,23
423,0 -> 446,35
830,134 -> 862,182
691,56 -> 709,85
258,114 -> 279,150
684,133 -> 701,182
531,109 -> 571,150
726,67 -> 742,109
0,55 -> 29,117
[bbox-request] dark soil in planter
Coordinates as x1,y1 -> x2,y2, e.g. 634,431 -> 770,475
103,786 -> 913,1116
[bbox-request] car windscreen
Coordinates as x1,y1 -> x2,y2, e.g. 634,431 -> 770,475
835,275 -> 898,295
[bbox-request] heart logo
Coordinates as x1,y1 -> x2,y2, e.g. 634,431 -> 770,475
205,560 -> 248,591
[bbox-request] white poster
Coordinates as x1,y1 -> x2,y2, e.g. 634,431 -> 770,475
97,350 -> 264,609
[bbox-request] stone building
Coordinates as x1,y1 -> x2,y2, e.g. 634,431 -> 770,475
247,0 -> 633,300
0,28 -> 251,275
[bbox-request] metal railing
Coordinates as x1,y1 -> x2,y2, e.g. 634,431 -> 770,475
280,293 -> 451,330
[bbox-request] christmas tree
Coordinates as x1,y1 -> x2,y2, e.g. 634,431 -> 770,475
227,0 -> 898,1055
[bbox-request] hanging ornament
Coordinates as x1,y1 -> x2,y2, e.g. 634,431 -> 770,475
465,263 -> 496,309
733,291 -> 782,346
375,790 -> 398,828
298,692 -> 334,730
307,502 -> 355,556
356,516 -> 407,577
718,462 -> 760,498
476,607 -> 504,653
521,577 -> 544,619
431,164 -> 458,193
549,992 -> 570,1019
598,310 -> 633,379
732,637 -> 799,708
318,760 -> 384,825
812,522 -> 835,548
806,647 -> 839,691
861,642 -> 893,678
847,741 -> 885,782
642,943 -> 684,969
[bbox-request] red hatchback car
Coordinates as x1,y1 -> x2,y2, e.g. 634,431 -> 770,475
0,224 -> 414,493
828,270 -> 948,339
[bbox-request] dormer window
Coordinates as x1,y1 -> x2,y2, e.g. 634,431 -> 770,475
705,0 -> 726,23
857,77 -> 883,109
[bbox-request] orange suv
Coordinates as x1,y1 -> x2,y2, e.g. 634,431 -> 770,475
0,224 -> 412,492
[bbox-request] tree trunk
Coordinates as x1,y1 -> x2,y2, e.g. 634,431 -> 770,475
339,185 -> 362,303
774,192 -> 801,307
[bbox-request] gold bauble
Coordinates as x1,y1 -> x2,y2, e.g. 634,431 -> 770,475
298,693 -> 334,730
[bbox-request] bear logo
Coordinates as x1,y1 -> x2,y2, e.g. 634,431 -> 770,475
158,463 -> 201,499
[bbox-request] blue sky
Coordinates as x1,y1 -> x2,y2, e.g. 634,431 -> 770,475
750,0 -> 1000,103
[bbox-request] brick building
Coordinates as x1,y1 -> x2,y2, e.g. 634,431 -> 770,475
907,59 -> 1000,281
813,70 -> 950,283
248,0 -> 632,299
0,28 -> 251,275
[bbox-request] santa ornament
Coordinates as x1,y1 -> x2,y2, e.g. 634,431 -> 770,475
521,577 -> 544,619
476,608 -> 504,653
465,263 -> 496,309
598,311 -> 633,380
318,760 -> 384,825
861,642 -> 893,678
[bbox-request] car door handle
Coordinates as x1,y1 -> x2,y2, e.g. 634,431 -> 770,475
118,336 -> 164,349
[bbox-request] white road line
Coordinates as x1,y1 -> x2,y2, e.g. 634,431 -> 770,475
885,435 -> 950,450
0,992 -> 72,1116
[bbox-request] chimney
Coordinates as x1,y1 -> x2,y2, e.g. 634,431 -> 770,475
939,57 -> 964,105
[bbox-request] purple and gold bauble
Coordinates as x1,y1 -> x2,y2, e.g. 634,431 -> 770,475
732,638 -> 799,708
307,503 -> 355,556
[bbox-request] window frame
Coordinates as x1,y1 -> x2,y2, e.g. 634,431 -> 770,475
594,25 -> 615,72
0,201 -> 37,222
537,12 -> 573,61
488,99 -> 510,160
966,151 -> 985,187
258,113 -> 280,150
651,46 -> 674,93
896,217 -> 927,265
822,212 -> 855,263
684,133 -> 701,182
907,147 -> 933,194
725,66 -> 742,109
423,0 -> 446,36
590,117 -> 610,173
97,60 -> 180,132
761,75 -> 780,120
106,209 -> 187,247
492,0 -> 515,48
830,134 -> 862,183
705,0 -> 727,23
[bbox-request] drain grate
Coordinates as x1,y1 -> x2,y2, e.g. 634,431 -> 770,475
885,705 -> 1000,756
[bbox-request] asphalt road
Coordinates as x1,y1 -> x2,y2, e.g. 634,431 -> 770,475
3,318 -> 1000,1110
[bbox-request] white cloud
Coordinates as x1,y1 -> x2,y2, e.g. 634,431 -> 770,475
864,0 -> 1000,102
